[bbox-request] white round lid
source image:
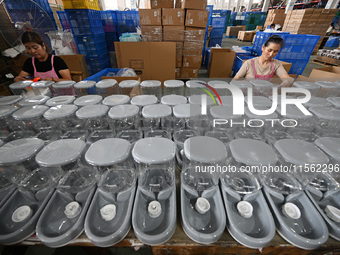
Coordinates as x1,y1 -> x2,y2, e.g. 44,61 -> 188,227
74,95 -> 102,106
0,105 -> 18,118
161,95 -> 187,105
164,79 -> 184,88
43,104 -> 78,120
219,96 -> 233,106
189,95 -> 215,106
45,96 -> 75,106
140,80 -> 161,88
119,80 -> 140,88
142,104 -> 172,118
9,80 -> 32,89
274,139 -> 329,165
31,80 -> 54,88
18,95 -> 50,106
130,95 -> 158,106
12,105 -> 49,120
245,96 -> 273,107
74,80 -> 96,89
325,205 -> 340,223
100,204 -> 116,221
102,95 -> 130,106
230,80 -> 252,88
76,105 -> 108,119
326,97 -> 340,108
64,201 -> 81,219
282,202 -> 301,219
96,79 -> 117,88
85,138 -> 131,166
35,139 -> 86,167
52,80 -> 76,88
207,80 -> 229,88
0,95 -> 23,106
237,201 -> 253,218
12,205 -> 32,222
173,104 -> 201,118
184,136 -> 227,163
293,81 -> 320,89
309,106 -> 340,120
315,137 -> 340,162
301,96 -> 331,108
185,80 -> 205,88
195,197 -> 210,214
229,139 -> 278,165
315,81 -> 340,88
132,137 -> 175,164
245,107 -> 278,119
277,104 -> 312,119
108,104 -> 139,119
148,200 -> 162,218
210,105 -> 241,119
249,79 -> 273,87
0,138 -> 44,164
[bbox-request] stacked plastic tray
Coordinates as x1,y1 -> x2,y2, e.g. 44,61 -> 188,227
115,10 -> 140,36
100,11 -> 119,52
209,16 -> 227,47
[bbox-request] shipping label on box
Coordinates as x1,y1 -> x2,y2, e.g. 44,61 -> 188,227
162,8 -> 185,26
146,0 -> 174,9
183,41 -> 204,55
141,26 -> 163,41
139,9 -> 162,26
180,68 -> 199,79
182,55 -> 202,68
181,0 -> 207,10
184,27 -> 205,41
185,10 -> 209,28
163,26 -> 185,41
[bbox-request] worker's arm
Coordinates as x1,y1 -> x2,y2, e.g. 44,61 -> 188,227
41,69 -> 72,82
278,73 -> 294,87
14,70 -> 31,82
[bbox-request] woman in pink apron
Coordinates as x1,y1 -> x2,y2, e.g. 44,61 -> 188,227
14,31 -> 71,82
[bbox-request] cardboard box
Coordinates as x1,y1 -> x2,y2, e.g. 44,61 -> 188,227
176,41 -> 183,56
256,26 -> 263,30
226,26 -> 245,37
163,26 -> 185,41
237,31 -> 255,42
139,9 -> 162,26
309,66 -> 340,79
176,55 -> 182,67
184,27 -> 205,41
183,41 -> 204,55
185,10 -> 209,28
182,55 -> 202,68
180,68 -> 199,78
58,54 -> 89,81
141,26 -> 163,41
115,42 -> 176,82
175,0 -> 181,8
181,0 -> 207,10
162,8 -> 185,26
145,0 -> 174,8
175,67 -> 181,79
208,48 -> 236,78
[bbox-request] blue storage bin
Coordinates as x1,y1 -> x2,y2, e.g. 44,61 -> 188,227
101,10 -> 117,33
57,11 -> 71,30
84,68 -> 121,82
284,60 -> 309,75
210,28 -> 224,38
115,10 -> 140,34
325,37 -> 340,48
85,54 -> 111,75
211,16 -> 227,29
65,9 -> 104,35
105,32 -> 119,51
232,55 -> 254,76
74,34 -> 108,57
208,37 -> 223,47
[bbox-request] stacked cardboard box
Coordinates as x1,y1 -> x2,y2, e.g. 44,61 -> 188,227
237,30 -> 256,42
282,9 -> 338,54
264,9 -> 286,29
226,25 -> 246,37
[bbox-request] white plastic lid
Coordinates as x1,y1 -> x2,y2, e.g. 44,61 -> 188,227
309,106 -> 340,120
282,202 -> 301,219
161,95 -> 187,106
293,81 -> 320,89
210,105 -> 241,119
52,80 -> 76,88
85,138 -> 131,166
142,104 -> 172,118
277,104 -> 311,119
245,107 -> 278,119
43,105 -> 78,120
195,197 -> 210,214
0,138 -> 44,164
0,95 -> 23,106
132,137 -> 175,164
189,95 -> 215,106
73,95 -> 103,106
207,80 -> 229,88
64,201 -> 81,219
148,200 -> 162,218
18,95 -> 50,106
249,79 -> 273,87
0,105 -> 18,118
325,205 -> 340,223
31,80 -> 54,88
229,80 -> 252,88
96,79 -> 117,88
140,80 -> 161,88
315,81 -> 340,88
185,80 -> 205,88
102,95 -> 130,106
173,104 -> 201,118
74,80 -> 96,89
35,139 -> 86,167
230,139 -> 278,166
326,97 -> 340,108
76,105 -> 109,119
12,205 -> 32,222
315,137 -> 340,162
45,96 -> 75,106
301,96 -> 331,108
100,204 -> 116,221
237,201 -> 253,218
130,95 -> 158,106
245,96 -> 273,107
119,80 -> 140,88
184,136 -> 227,163
12,105 -> 49,120
164,80 -> 184,88
9,80 -> 32,89
108,104 -> 139,119
274,139 -> 329,165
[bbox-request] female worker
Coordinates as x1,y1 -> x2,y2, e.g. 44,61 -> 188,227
14,31 -> 72,82
233,35 -> 293,86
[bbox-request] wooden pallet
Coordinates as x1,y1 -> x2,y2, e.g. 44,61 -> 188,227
312,57 -> 340,66
225,35 -> 237,38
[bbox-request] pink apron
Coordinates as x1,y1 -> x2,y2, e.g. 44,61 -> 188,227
32,55 -> 59,80
251,58 -> 275,81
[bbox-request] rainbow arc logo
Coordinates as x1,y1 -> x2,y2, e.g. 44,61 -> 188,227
197,82 -> 223,106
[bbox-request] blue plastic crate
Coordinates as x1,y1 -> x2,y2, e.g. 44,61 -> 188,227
204,48 -> 211,69
74,34 -> 108,57
325,37 -> 340,48
208,37 -> 223,47
211,16 -> 227,29
57,11 -> 71,30
65,9 -> 104,35
252,31 -> 290,56
85,54 -> 111,75
84,68 -> 121,82
101,10 -> 117,33
105,32 -> 119,52
210,27 -> 224,38
232,55 -> 254,76
284,59 -> 309,75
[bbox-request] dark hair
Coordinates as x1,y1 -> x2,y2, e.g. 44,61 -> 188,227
264,35 -> 284,48
21,31 -> 44,46
270,23 -> 275,28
